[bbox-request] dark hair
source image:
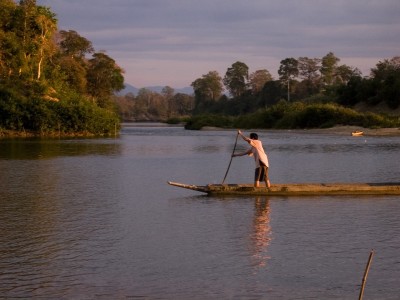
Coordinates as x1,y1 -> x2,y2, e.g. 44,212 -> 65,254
250,133 -> 258,140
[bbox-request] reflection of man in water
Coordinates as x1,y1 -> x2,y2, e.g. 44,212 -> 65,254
232,130 -> 271,188
251,197 -> 271,268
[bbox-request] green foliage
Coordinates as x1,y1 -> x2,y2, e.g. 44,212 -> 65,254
223,61 -> 249,98
278,58 -> 299,82
59,30 -> 94,58
87,52 -> 125,103
320,52 -> 340,85
188,53 -> 400,130
272,102 -> 398,129
0,84 -> 120,135
166,116 -> 190,124
371,57 -> 400,109
0,86 -> 27,130
0,1 -> 124,137
184,102 -> 399,130
249,69 -> 273,94
336,58 -> 400,109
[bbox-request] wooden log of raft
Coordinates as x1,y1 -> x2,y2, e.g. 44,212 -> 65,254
167,181 -> 400,196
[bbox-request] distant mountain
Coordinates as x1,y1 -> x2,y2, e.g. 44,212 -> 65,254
119,84 -> 139,95
118,83 -> 193,96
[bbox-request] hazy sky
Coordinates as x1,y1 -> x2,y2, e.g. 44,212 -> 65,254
37,0 -> 400,88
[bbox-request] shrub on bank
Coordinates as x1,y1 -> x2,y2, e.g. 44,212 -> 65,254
0,87 -> 120,136
184,102 -> 400,130
184,114 -> 235,130
166,116 -> 191,124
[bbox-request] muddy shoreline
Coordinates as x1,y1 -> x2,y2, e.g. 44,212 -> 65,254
292,126 -> 400,136
201,125 -> 400,136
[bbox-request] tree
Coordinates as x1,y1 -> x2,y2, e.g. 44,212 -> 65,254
320,52 -> 339,86
162,86 -> 174,117
114,93 -> 135,121
223,61 -> 249,98
0,0 -> 56,82
371,56 -> 400,80
259,80 -> 284,107
162,86 -> 174,99
57,56 -> 87,93
191,70 -> 223,112
0,0 -> 15,24
172,93 -> 194,116
336,57 -> 400,108
56,31 -> 94,94
0,0 -> 18,79
370,56 -> 400,108
134,88 -> 168,119
278,58 -> 298,101
35,6 -> 57,80
15,0 -> 38,79
334,65 -> 361,84
336,75 -> 364,106
298,57 -> 320,82
9,0 -> 57,81
297,57 -> 322,96
58,30 -> 94,59
86,52 -> 124,107
0,0 -> 122,135
249,69 -> 273,94
191,71 -> 223,101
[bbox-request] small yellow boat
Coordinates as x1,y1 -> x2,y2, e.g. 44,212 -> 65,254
352,130 -> 364,136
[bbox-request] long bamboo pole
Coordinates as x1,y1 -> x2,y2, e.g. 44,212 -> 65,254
358,249 -> 375,300
222,132 -> 239,184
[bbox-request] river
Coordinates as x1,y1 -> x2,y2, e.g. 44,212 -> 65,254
0,124 -> 399,299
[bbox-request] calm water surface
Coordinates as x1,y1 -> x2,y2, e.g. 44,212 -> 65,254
1,124 -> 400,299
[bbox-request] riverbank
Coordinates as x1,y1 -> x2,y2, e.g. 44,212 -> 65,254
0,129 -> 118,139
201,125 -> 400,136
2,124 -> 400,138
299,125 -> 400,136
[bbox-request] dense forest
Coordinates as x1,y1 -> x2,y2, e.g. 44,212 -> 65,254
116,53 -> 400,129
0,0 -> 123,136
1,1 -> 399,136
114,86 -> 194,122
184,54 -> 400,129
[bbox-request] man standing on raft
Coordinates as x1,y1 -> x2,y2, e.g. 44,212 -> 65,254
232,130 -> 271,188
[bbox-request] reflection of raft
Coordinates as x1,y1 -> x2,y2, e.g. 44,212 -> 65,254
352,130 -> 364,136
167,181 -> 400,196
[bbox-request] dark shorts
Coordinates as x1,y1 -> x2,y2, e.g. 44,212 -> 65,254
255,166 -> 269,182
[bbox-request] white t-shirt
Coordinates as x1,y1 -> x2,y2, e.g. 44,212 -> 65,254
248,139 -> 269,168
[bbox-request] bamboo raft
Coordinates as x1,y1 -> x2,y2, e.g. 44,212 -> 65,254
167,181 -> 400,196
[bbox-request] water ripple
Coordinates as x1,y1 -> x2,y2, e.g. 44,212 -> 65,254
1,130 -> 400,299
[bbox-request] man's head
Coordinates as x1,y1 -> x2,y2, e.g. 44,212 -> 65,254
250,133 -> 258,140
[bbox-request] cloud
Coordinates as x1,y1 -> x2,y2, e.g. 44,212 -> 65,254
37,0 -> 400,87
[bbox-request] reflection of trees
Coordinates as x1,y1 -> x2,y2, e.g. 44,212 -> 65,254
0,139 -> 122,160
250,197 -> 272,269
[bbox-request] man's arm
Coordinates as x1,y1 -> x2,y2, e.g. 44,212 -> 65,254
238,129 -> 250,143
232,149 -> 252,157
232,130 -> 252,157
